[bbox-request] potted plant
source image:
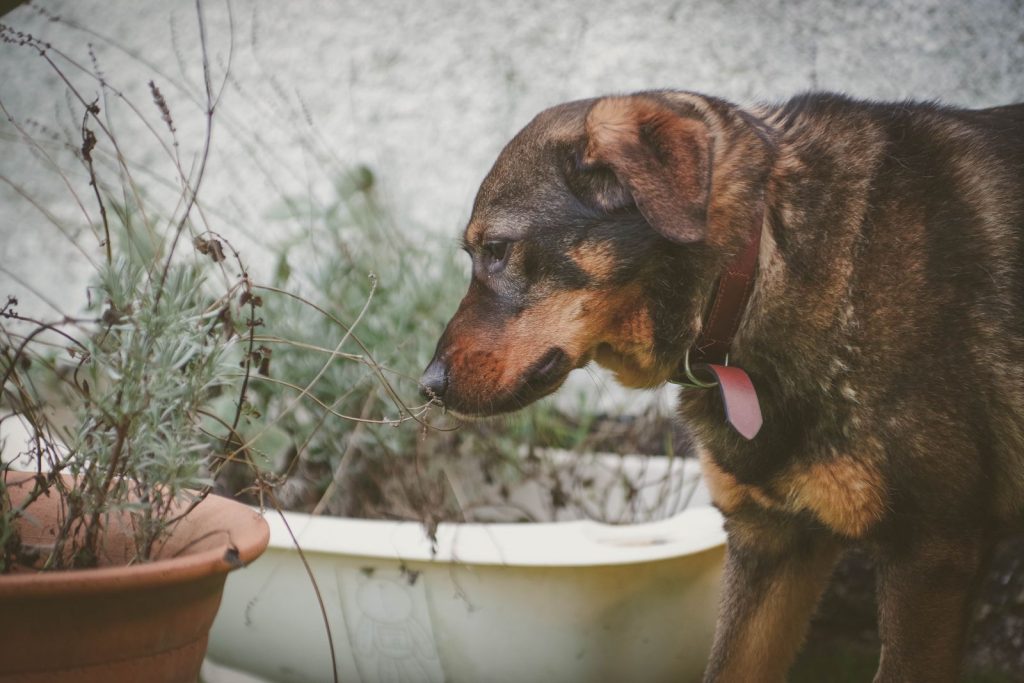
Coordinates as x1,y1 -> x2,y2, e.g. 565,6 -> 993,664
0,15 -> 269,682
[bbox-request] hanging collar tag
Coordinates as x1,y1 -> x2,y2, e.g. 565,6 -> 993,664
699,364 -> 762,440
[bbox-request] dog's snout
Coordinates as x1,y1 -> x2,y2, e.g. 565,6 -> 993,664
419,358 -> 449,402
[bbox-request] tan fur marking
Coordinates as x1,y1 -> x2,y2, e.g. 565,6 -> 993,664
464,218 -> 485,246
581,97 -> 636,161
590,299 -> 668,387
782,456 -> 887,538
714,541 -> 841,682
498,285 -> 660,383
499,289 -> 604,382
568,241 -> 617,282
702,447 -> 886,538
445,283 -> 667,404
698,449 -> 774,513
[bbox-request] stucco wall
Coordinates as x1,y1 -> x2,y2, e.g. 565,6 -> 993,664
1,0 -> 1022,407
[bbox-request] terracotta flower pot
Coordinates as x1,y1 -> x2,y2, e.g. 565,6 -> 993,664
0,473 -> 269,683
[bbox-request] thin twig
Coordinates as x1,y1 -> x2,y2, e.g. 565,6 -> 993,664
312,391 -> 376,515
266,490 -> 339,683
154,0 -> 217,309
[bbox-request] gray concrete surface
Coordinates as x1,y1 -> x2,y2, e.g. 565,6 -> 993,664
1,0 -> 1022,408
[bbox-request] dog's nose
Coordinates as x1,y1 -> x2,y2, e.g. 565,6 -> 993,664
419,358 -> 448,402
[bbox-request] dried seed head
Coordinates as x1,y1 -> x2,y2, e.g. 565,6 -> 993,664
148,80 -> 176,134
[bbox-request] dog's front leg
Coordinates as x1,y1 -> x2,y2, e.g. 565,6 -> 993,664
873,533 -> 990,683
703,511 -> 842,683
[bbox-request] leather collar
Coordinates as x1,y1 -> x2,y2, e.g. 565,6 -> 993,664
690,211 -> 763,366
671,208 -> 765,439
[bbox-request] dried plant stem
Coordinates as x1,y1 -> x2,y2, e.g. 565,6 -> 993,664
0,100 -> 95,234
81,421 -> 127,563
251,284 -> 431,429
0,175 -> 101,271
249,335 -> 363,362
311,391 -> 375,516
216,273 -> 386,467
0,316 -> 91,391
241,374 -> 430,425
154,0 -> 217,309
266,490 -> 339,683
79,104 -> 112,264
19,36 -> 155,235
225,273 -> 256,453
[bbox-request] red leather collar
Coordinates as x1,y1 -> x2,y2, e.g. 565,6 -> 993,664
691,216 -> 763,366
673,210 -> 764,440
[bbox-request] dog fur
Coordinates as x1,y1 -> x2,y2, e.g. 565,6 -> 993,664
420,90 -> 1024,682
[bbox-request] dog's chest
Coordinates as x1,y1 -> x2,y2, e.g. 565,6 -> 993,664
697,443 -> 888,539
683,382 -> 889,539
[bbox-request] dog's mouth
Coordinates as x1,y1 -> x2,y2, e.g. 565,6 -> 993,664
446,346 -> 574,418
522,346 -> 572,392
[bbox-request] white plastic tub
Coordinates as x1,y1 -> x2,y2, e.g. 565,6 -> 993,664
206,456 -> 725,683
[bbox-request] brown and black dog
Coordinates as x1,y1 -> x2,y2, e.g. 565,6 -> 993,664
420,91 -> 1024,682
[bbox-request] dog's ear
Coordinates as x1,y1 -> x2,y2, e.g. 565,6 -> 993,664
581,95 -> 711,243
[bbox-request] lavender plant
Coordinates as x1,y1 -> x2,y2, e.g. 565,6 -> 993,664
0,8 -> 259,570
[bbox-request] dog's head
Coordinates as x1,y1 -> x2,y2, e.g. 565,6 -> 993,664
421,92 -> 772,417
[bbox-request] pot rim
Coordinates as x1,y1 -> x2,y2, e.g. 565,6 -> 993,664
262,504 -> 725,567
0,474 -> 269,598
254,452 -> 725,567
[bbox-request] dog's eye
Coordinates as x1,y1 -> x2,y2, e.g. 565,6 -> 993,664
481,240 -> 511,271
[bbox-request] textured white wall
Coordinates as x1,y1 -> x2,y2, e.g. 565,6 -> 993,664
3,0 -> 1023,269
1,0 -> 1022,408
